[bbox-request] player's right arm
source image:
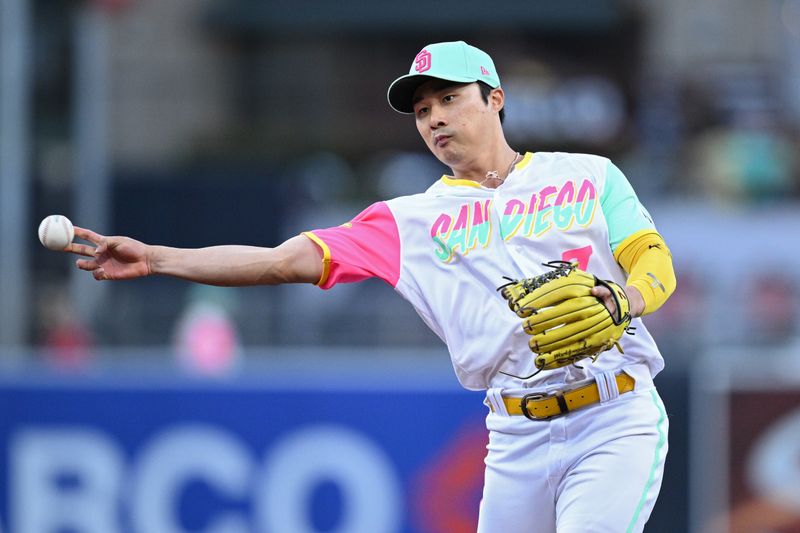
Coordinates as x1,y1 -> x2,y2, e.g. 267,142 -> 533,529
598,160 -> 676,317
68,227 -> 323,286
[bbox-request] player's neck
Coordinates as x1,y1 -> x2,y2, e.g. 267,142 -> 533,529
450,143 -> 519,188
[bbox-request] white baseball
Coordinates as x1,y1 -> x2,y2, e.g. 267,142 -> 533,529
38,215 -> 75,251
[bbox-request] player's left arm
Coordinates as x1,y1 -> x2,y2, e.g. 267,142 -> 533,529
613,230 -> 676,317
593,161 -> 676,318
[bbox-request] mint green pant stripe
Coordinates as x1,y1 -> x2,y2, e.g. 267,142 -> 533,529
626,390 -> 667,533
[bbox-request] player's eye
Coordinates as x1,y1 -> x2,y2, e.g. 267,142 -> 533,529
442,94 -> 456,103
415,106 -> 429,118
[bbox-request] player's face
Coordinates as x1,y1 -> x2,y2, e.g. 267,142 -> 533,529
412,81 -> 496,167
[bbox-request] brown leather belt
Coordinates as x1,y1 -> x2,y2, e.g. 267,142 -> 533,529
499,372 -> 636,420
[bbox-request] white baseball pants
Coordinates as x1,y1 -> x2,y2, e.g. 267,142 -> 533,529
477,382 -> 668,533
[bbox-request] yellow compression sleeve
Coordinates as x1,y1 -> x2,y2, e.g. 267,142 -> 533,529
613,230 -> 676,316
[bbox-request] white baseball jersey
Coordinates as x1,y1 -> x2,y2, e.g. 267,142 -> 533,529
305,151 -> 663,392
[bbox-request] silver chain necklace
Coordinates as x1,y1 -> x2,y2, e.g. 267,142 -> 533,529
480,152 -> 521,187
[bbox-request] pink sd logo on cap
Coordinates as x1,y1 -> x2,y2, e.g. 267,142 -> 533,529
481,66 -> 491,76
415,50 -> 432,73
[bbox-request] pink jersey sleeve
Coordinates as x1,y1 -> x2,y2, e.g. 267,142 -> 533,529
302,201 -> 401,289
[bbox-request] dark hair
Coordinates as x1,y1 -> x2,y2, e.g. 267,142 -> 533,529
478,81 -> 505,124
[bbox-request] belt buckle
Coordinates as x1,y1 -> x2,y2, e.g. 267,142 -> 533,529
520,390 -> 568,421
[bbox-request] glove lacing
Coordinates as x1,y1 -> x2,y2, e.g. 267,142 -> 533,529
498,260 -> 575,291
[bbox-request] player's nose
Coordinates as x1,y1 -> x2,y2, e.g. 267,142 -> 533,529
428,105 -> 448,129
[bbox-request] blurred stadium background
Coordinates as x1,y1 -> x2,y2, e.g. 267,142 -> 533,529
2,0 -> 800,532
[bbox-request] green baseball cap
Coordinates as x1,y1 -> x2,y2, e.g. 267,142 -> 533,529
387,41 -> 501,114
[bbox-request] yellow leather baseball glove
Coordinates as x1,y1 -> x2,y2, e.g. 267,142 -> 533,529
499,261 -> 633,373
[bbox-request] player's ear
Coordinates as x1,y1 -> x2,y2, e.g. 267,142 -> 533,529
489,87 -> 505,114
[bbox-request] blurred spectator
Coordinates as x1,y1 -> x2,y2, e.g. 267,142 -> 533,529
688,119 -> 796,203
38,288 -> 94,369
173,285 -> 241,376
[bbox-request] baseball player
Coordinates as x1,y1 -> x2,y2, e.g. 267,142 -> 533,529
67,41 -> 676,532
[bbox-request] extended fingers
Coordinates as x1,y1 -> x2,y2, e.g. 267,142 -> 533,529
76,259 -> 107,280
76,258 -> 109,281
76,258 -> 98,271
73,226 -> 106,245
66,241 -> 96,257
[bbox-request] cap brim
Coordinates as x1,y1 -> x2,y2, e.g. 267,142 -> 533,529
387,73 -> 479,114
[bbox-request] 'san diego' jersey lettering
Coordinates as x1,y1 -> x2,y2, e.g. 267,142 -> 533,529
307,152 -> 663,391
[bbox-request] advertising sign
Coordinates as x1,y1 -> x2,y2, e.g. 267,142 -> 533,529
0,369 -> 488,533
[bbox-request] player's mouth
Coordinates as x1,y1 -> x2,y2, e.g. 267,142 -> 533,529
433,134 -> 451,147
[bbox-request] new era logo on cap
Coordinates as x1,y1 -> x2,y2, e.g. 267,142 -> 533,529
481,66 -> 490,76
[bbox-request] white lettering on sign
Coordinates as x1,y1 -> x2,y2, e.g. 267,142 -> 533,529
8,424 -> 402,533
10,428 -> 124,533
255,425 -> 402,533
130,424 -> 253,533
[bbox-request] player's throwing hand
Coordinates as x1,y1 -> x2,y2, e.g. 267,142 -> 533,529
68,227 -> 152,281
